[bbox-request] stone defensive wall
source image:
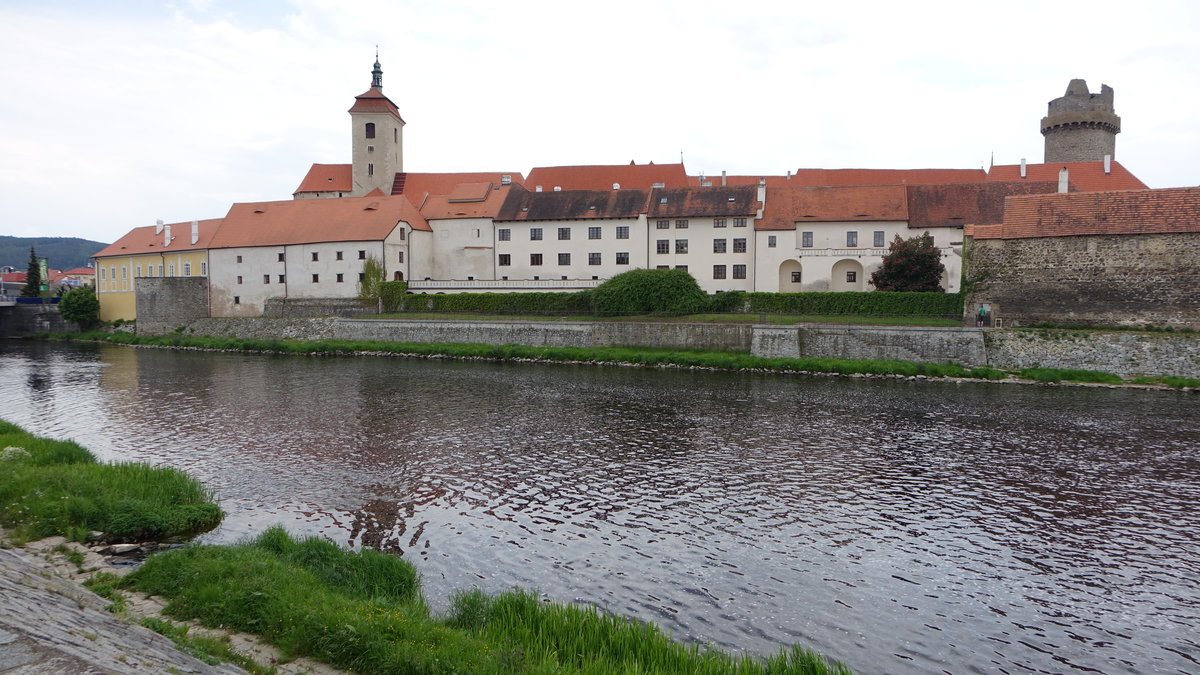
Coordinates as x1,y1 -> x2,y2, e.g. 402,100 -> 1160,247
969,231 -> 1200,330
144,317 -> 1199,378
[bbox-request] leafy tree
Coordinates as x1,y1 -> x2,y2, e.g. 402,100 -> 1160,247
59,286 -> 100,329
356,254 -> 386,306
590,268 -> 707,315
870,232 -> 946,293
21,247 -> 41,297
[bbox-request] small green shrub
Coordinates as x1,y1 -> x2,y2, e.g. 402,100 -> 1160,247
590,268 -> 707,315
379,281 -> 408,313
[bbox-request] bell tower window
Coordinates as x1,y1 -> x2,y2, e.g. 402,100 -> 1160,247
365,122 -> 376,139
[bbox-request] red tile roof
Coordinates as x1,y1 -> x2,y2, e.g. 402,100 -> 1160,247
393,172 -> 525,200
525,162 -> 690,191
785,168 -> 987,187
906,182 -> 1060,229
294,164 -> 353,195
94,218 -> 224,258
420,184 -> 516,220
986,160 -> 1147,192
648,186 -> 759,218
210,194 -> 428,250
496,186 -> 650,221
1,272 -> 26,283
61,268 -> 95,276
347,87 -> 404,122
978,187 -> 1200,240
758,185 -> 909,230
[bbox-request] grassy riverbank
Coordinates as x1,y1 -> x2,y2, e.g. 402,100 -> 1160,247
367,311 -> 964,327
0,420 -> 221,544
124,526 -> 851,674
2,420 -> 852,673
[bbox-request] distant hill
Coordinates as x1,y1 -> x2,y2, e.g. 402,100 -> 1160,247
0,236 -> 109,272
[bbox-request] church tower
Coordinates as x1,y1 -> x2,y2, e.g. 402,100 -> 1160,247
1041,79 -> 1120,163
350,55 -> 405,196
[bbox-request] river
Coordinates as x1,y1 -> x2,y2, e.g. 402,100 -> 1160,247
2,341 -> 1197,674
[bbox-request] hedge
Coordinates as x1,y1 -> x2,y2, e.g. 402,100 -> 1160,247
746,291 -> 962,317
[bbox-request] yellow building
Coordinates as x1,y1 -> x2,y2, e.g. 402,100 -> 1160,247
92,218 -> 221,321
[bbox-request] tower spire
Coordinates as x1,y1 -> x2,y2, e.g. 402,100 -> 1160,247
371,48 -> 383,89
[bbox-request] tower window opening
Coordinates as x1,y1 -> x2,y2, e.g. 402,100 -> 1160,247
365,122 -> 376,139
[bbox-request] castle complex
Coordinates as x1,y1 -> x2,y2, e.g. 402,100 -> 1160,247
93,63 -> 1198,329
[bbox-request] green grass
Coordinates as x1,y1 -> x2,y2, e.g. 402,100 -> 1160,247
0,420 -> 222,544
1018,368 -> 1125,384
139,617 -> 276,675
1130,375 -> 1200,389
123,526 -> 851,674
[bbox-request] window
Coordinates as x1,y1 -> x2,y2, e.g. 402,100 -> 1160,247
713,239 -> 727,253
359,273 -> 365,282
874,231 -> 885,247
675,239 -> 688,254
558,253 -> 571,265
847,231 -> 858,247
588,226 -> 601,240
656,240 -> 669,254
676,219 -> 689,229
558,227 -> 571,240
847,271 -> 857,282
237,275 -> 243,284
263,274 -> 270,284
200,262 -> 207,277
616,226 -> 629,239
656,220 -> 670,229
398,251 -> 404,263
733,238 -> 747,253
135,265 -> 142,277
733,264 -> 747,279
656,265 -> 669,269
336,273 -> 344,283
530,253 -> 543,266
398,229 -> 406,240
768,235 -> 777,248
237,255 -> 243,263
733,218 -> 747,227
234,296 -> 240,305
336,251 -> 343,261
367,146 -> 374,153
714,218 -> 727,228
312,274 -> 319,283
791,271 -> 801,283
802,231 -> 813,248
713,265 -> 727,279
100,267 -> 106,280
121,266 -> 127,280
530,228 -> 543,241
498,228 -> 511,241
616,252 -> 629,265
110,266 -> 116,281
498,254 -> 511,266
365,122 -> 376,139
183,262 -> 191,276
358,250 -> 366,259
278,252 -> 285,262
368,163 -> 374,176
167,263 -> 174,276
158,265 -> 163,276
312,252 -> 319,262
589,252 -> 601,265
278,274 -> 286,283
675,265 -> 688,272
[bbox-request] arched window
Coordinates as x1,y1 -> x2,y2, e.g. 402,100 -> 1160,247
394,271 -> 404,281
365,122 -> 376,139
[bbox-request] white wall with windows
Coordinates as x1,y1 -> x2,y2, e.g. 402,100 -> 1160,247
492,216 -> 648,283
649,216 -> 755,293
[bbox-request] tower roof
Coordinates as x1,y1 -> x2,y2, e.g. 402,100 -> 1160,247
349,55 -> 403,122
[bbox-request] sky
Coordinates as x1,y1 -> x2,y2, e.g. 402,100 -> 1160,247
2,0 -> 1198,246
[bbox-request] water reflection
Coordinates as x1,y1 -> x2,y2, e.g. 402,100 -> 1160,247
0,343 -> 1197,674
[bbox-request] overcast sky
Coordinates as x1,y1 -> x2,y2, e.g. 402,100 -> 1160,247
2,0 -> 1198,245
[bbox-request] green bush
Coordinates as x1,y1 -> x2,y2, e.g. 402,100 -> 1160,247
706,291 -> 747,313
590,268 -> 707,315
379,281 -> 408,313
59,286 -> 101,328
415,290 -> 593,315
747,291 -> 962,317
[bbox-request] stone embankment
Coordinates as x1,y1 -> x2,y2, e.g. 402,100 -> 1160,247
0,534 -> 346,675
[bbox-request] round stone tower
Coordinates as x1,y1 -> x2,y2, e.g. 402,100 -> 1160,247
1041,79 -> 1120,163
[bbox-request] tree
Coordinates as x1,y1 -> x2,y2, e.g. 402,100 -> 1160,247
356,254 -> 386,307
59,286 -> 100,329
21,247 -> 41,297
869,232 -> 946,292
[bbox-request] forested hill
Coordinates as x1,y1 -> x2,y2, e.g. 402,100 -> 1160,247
0,236 -> 109,272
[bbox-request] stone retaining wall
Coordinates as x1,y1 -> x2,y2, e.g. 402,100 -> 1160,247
986,330 -> 1200,378
755,325 -> 987,365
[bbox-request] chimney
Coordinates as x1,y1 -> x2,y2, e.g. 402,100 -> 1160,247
191,220 -> 199,245
1020,159 -> 1026,179
721,170 -> 727,186
786,170 -> 792,181
155,219 -> 164,235
1058,168 -> 1069,193
757,177 -> 767,206
163,223 -> 172,247
1104,154 -> 1112,175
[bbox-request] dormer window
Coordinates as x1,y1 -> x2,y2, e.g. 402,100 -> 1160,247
365,122 -> 376,139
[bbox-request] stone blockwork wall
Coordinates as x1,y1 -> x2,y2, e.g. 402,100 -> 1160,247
263,297 -> 371,318
0,305 -> 74,337
146,316 -> 339,340
334,319 -> 754,351
754,325 -> 987,366
136,277 -> 210,334
970,233 -> 1200,329
987,330 -> 1200,378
